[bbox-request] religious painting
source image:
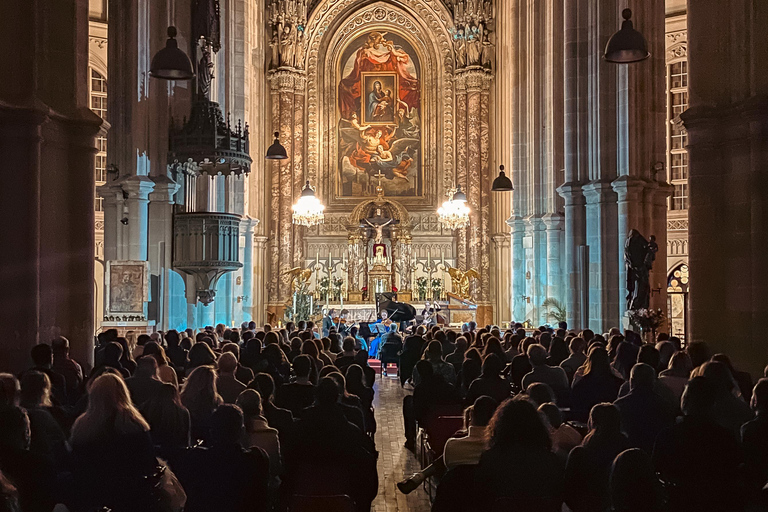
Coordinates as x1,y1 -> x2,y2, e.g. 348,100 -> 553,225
338,31 -> 422,198
361,73 -> 398,125
106,261 -> 148,313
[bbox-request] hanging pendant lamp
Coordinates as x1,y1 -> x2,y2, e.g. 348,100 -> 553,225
491,165 -> 514,192
604,9 -> 650,64
265,132 -> 289,160
292,180 -> 325,227
150,26 -> 195,80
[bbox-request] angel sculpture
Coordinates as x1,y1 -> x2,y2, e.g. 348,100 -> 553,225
281,266 -> 313,293
448,267 -> 480,301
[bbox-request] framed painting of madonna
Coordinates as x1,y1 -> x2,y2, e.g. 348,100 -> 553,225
361,72 -> 398,125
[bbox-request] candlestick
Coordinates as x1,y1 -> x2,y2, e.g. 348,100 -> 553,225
441,249 -> 445,269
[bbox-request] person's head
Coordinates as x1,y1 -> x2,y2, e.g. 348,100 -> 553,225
583,346 -> 612,377
51,336 -> 70,357
180,366 -> 222,412
188,342 -> 217,369
538,402 -> 563,429
613,342 -> 639,380
210,404 -> 245,446
655,341 -> 676,369
235,389 -> 263,418
142,341 -> 168,367
526,344 -> 548,367
610,448 -> 664,512
264,331 -> 280,346
700,360 -> 736,395
480,353 -> 505,378
301,340 -> 319,359
581,329 -> 595,344
221,342 -> 240,360
134,356 -> 159,379
353,350 -> 369,366
0,373 -> 20,408
345,364 -> 365,390
293,354 -> 312,379
415,359 -> 434,381
681,376 -> 716,417
686,340 -> 710,369
72,373 -> 149,445
666,351 -> 692,376
425,340 -> 443,361
250,373 -> 276,401
342,336 -> 356,353
471,395 -> 498,427
486,397 -> 551,452
525,382 -> 556,407
316,376 -> 340,407
137,334 -> 151,347
455,336 -> 468,353
103,341 -> 124,365
629,363 -> 655,391
165,330 -> 180,348
569,336 -> 586,355
636,345 -> 661,373
218,352 -> 238,375
20,371 -> 52,408
587,402 -> 622,436
558,321 -> 567,330
30,343 -> 53,368
750,378 -> 768,414
607,334 -> 625,358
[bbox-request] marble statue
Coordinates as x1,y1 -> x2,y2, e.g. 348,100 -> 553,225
624,229 -> 657,310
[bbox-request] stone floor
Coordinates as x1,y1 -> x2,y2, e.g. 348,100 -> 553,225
370,373 -> 431,512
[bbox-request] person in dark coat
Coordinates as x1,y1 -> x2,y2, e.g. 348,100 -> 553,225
284,378 -> 378,512
465,354 -> 512,405
249,373 -> 294,442
176,404 -> 270,512
571,347 -> 623,422
399,335 -> 423,386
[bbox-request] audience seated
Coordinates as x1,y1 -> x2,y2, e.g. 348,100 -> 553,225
571,347 -> 624,422
275,354 -> 316,416
176,404 -> 270,512
465,354 -> 511,405
403,360 -> 460,450
472,397 -> 564,512
125,356 -> 165,408
18,371 -> 67,465
522,344 -> 570,404
333,337 -> 357,374
411,341 -> 457,386
248,372 -> 294,440
741,378 -> 768,506
559,336 -> 587,384
22,344 -> 68,405
140,382 -> 190,459
235,389 -> 282,490
658,350 -> 692,403
538,402 -> 582,458
564,403 -> 629,512
609,448 -> 664,512
181,365 -> 223,445
652,377 -> 743,512
700,360 -> 753,435
217,352 -> 247,404
142,341 -> 179,387
50,336 -> 83,403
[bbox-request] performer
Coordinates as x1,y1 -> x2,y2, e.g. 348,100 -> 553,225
367,310 -> 392,358
322,308 -> 336,337
336,309 -> 353,336
421,301 -> 441,326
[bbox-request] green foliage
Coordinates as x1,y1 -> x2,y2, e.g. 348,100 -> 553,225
542,298 -> 567,324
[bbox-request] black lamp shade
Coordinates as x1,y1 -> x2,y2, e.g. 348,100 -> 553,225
300,180 -> 315,197
149,27 -> 195,80
492,165 -> 514,191
266,132 -> 289,160
604,9 -> 650,64
453,185 -> 467,202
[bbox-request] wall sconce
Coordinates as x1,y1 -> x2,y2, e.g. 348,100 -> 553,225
521,295 -> 531,304
236,276 -> 242,285
106,164 -> 120,181
525,271 -> 531,280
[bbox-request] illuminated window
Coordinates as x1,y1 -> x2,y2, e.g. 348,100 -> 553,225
667,53 -> 689,211
89,68 -> 108,214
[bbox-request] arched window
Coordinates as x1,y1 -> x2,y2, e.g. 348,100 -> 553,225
667,263 -> 689,343
89,68 -> 107,212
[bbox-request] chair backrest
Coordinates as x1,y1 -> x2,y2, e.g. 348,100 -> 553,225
289,494 -> 356,512
424,415 -> 465,455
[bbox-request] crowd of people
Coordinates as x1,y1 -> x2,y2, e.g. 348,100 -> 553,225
0,321 -> 378,512
0,317 -> 766,512
396,321 -> 768,512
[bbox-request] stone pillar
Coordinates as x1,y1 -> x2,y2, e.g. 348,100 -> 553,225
681,0 -> 768,376
557,184 -> 586,329
121,176 -> 155,261
454,75 -> 468,271
0,0 -> 101,370
147,176 -> 179,331
268,69 -> 306,306
612,176 -> 645,321
253,235 -> 269,325
508,216 -> 527,322
492,234 -> 511,325
240,218 -> 258,322
543,213 -> 564,315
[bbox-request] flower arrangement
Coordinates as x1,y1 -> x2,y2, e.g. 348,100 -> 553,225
430,278 -> 443,300
317,276 -> 330,301
332,277 -> 344,300
627,308 -> 666,335
416,277 -> 429,300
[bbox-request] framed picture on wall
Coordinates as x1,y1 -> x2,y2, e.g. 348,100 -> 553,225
361,72 -> 398,125
105,260 -> 148,314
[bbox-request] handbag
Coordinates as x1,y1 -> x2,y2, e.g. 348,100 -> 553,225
149,458 -> 186,512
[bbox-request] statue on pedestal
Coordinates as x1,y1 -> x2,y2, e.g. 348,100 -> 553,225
624,230 -> 658,311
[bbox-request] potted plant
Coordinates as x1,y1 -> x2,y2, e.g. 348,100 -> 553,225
431,278 -> 443,301
416,277 -> 428,301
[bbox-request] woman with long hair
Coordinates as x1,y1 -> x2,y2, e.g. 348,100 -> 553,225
472,397 -> 563,511
69,374 -> 158,512
570,347 -> 624,422
564,403 -> 630,512
659,351 -> 693,403
141,341 -> 178,388
115,337 -> 137,375
140,382 -> 190,459
612,342 -> 639,381
186,342 -> 217,376
19,371 -> 67,463
346,364 -> 376,434
180,366 -> 223,445
236,389 -> 282,490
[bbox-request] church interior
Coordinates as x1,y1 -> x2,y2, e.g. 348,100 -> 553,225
1,0 -> 768,510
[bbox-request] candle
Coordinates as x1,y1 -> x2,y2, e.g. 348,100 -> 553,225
441,249 -> 445,268
427,248 -> 432,268
316,251 -> 319,266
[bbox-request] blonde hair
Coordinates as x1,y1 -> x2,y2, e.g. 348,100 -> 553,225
181,366 -> 223,416
71,374 -> 149,446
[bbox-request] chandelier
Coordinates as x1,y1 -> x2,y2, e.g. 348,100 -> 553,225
292,180 -> 325,227
437,185 -> 470,230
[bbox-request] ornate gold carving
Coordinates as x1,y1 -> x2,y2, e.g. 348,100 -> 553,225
448,267 -> 480,301
281,266 -> 313,293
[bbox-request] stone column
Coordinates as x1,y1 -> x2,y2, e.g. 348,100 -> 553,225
121,176 -> 155,262
612,176 -> 645,321
492,234 -> 511,325
557,184 -> 586,329
253,235 -> 269,325
543,213 -> 564,315
681,0 -> 768,376
240,218 -> 258,322
147,176 -> 179,330
454,75 -> 468,271
508,216 -> 527,322
0,0 -> 101,370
